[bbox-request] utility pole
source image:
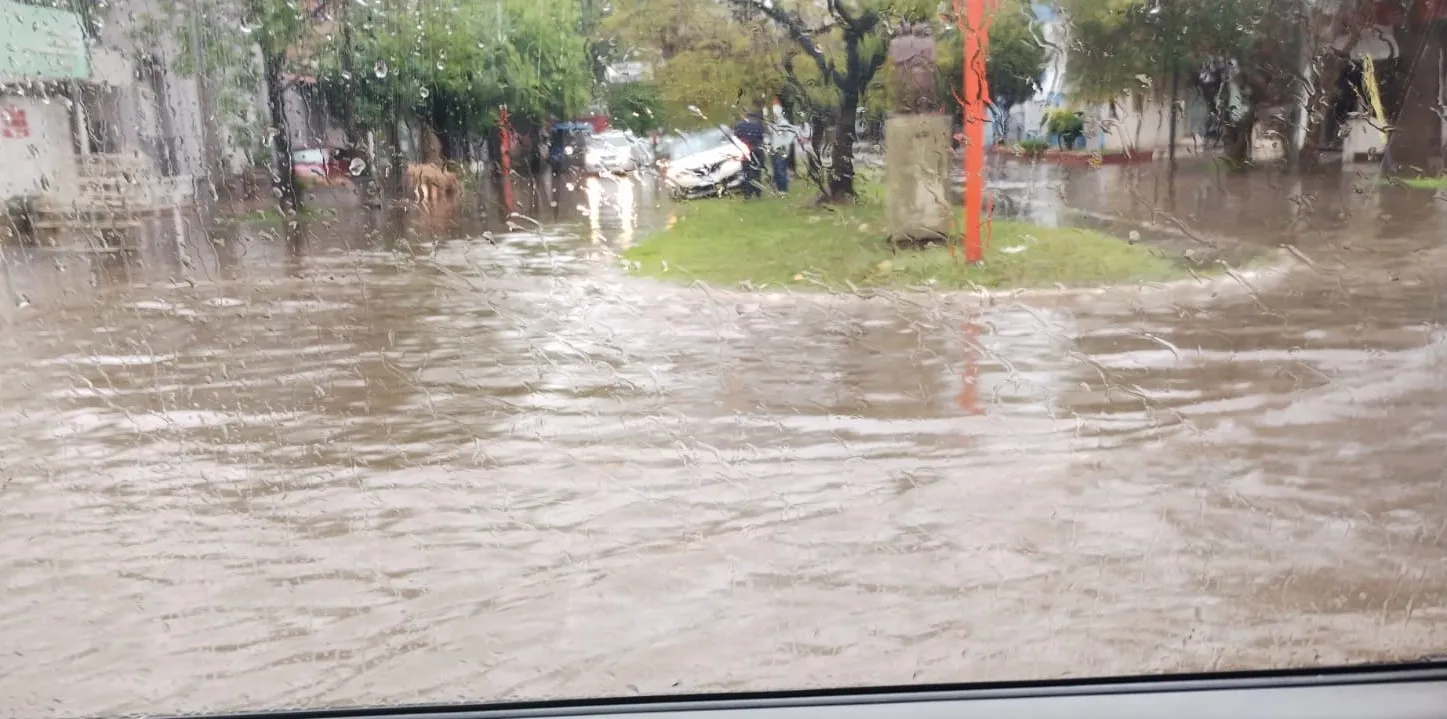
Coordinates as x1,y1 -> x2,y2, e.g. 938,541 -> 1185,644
1288,0 -> 1312,171
1165,0 -> 1178,170
957,0 -> 990,264
187,0 -> 225,203
1168,67 -> 1179,168
338,0 -> 375,205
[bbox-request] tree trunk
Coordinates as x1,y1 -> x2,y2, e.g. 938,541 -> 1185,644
1383,21 -> 1445,176
186,0 -> 224,203
530,129 -> 545,176
1300,49 -> 1348,168
805,114 -> 827,193
1302,0 -> 1367,168
338,11 -> 377,205
421,122 -> 445,164
1223,106 -> 1257,166
828,89 -> 860,201
486,129 -> 503,177
383,109 -> 405,199
263,51 -> 301,213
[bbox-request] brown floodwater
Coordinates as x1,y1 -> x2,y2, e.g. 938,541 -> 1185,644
1,166 -> 1444,717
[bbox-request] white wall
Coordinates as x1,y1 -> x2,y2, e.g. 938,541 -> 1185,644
0,95 -> 78,201
1007,3 -> 1069,141
159,64 -> 207,178
1021,5 -> 1234,156
1344,116 -> 1387,159
1084,95 -> 1202,153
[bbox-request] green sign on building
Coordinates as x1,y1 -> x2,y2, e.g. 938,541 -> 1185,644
0,0 -> 91,82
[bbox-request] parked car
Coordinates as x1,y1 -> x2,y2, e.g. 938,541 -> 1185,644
290,147 -> 363,186
548,122 -> 595,173
658,126 -> 751,199
584,131 -> 652,175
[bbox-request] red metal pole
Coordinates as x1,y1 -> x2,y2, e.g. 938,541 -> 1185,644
958,0 -> 990,263
499,106 -> 514,213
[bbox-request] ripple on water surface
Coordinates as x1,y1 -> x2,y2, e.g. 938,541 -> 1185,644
0,217 -> 1445,716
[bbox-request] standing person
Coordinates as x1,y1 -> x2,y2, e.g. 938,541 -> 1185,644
732,108 -> 766,198
766,97 -> 796,193
796,113 -> 817,181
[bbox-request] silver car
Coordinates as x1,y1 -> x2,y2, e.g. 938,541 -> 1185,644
658,127 -> 751,199
584,132 -> 651,175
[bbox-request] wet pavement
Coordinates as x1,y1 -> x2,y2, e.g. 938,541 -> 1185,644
1,164 -> 1445,717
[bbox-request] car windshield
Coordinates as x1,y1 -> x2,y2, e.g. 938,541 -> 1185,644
7,0 -> 1447,716
592,134 -> 633,148
290,149 -> 327,165
553,128 -> 591,142
669,129 -> 737,158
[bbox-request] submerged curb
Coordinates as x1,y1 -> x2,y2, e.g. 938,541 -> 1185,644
944,247 -> 1298,303
620,247 -> 1302,306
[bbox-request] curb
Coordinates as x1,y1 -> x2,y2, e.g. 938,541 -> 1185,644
620,247 -> 1303,306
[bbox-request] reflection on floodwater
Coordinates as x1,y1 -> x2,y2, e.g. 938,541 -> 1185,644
584,174 -> 639,249
1,163 -> 1446,716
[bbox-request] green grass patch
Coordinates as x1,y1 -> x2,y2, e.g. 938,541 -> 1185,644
1384,175 -> 1447,190
622,182 -> 1200,292
219,206 -> 322,225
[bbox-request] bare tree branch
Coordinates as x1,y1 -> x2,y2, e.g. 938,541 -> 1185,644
827,0 -> 858,29
863,44 -> 887,84
724,0 -> 844,86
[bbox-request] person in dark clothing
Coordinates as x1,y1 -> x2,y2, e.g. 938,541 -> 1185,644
733,110 -> 767,198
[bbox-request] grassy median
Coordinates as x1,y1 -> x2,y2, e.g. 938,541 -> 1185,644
621,180 -> 1201,291
1387,175 -> 1447,190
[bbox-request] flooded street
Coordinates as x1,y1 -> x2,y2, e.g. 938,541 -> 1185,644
2,166 -> 1446,716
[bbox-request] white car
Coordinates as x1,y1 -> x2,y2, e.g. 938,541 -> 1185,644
584,132 -> 650,175
658,127 -> 752,199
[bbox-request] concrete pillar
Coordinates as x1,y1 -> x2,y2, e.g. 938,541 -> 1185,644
72,83 -> 91,159
883,113 -> 952,246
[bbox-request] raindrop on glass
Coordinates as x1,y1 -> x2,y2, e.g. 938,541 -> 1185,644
374,60 -> 389,78
349,158 -> 367,176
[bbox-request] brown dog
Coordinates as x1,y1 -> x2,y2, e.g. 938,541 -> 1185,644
405,162 -> 462,204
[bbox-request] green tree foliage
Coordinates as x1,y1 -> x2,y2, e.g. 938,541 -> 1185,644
578,0 -> 616,82
600,0 -> 785,127
317,0 -> 592,154
605,82 -> 665,134
245,0 -> 312,209
727,0 -> 936,201
1059,0 -> 1273,101
654,45 -> 785,127
1051,0 -> 1446,173
129,0 -> 268,165
1058,0 -> 1298,162
601,0 -> 976,198
128,0 -> 312,208
1043,109 -> 1085,148
937,0 -> 1050,134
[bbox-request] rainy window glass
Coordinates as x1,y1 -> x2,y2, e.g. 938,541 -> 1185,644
671,129 -> 738,156
3,0 -> 1447,716
291,148 -> 328,164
